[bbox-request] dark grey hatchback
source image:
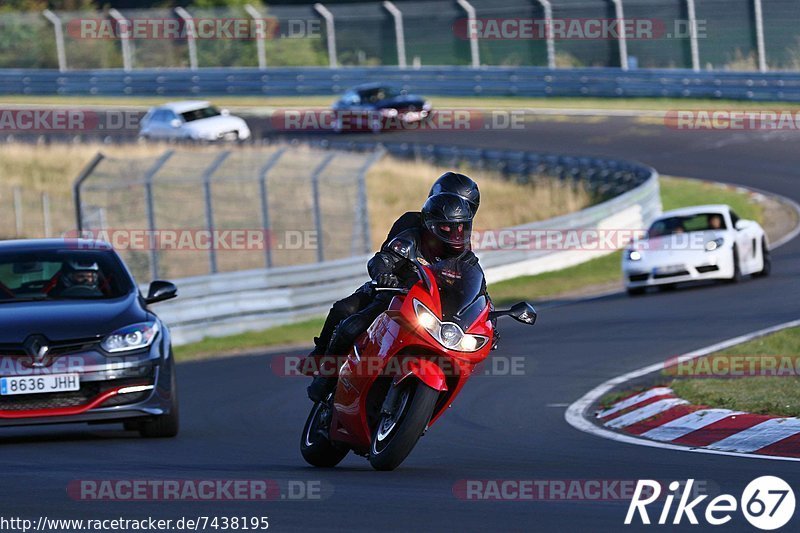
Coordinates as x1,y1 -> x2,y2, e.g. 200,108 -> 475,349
0,239 -> 179,437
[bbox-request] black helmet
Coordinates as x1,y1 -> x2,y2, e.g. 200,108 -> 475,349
421,193 -> 474,257
62,259 -> 100,289
429,172 -> 480,214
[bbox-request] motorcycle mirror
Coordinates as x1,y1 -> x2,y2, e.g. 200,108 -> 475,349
489,302 -> 537,325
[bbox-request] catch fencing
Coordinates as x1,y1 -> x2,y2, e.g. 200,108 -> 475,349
2,1 -> 800,71
73,145 -> 381,283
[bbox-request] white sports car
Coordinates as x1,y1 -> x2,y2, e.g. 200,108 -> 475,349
622,204 -> 770,295
139,101 -> 251,142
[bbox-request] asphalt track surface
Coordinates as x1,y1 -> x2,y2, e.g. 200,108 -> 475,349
2,114 -> 800,532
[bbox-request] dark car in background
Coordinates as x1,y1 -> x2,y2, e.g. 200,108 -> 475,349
0,239 -> 179,437
331,83 -> 431,132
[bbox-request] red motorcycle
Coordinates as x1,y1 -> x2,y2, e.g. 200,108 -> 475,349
300,252 -> 537,471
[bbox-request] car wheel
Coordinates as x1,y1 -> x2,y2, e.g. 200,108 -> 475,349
753,239 -> 771,278
727,246 -> 743,283
139,362 -> 179,438
626,287 -> 646,296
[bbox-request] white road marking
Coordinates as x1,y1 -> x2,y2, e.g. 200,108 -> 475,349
564,318 -> 800,462
709,418 -> 800,453
597,387 -> 674,419
605,398 -> 689,429
641,409 -> 742,442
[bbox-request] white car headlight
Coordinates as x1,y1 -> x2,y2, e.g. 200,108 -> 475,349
413,299 -> 489,352
627,249 -> 642,261
705,237 -> 724,251
380,108 -> 398,118
101,322 -> 159,353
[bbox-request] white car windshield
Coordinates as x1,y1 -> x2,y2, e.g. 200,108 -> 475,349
180,106 -> 221,122
648,213 -> 727,238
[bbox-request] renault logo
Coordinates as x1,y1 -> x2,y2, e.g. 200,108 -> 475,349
23,335 -> 51,368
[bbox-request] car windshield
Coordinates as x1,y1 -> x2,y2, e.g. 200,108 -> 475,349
430,258 -> 486,328
648,213 -> 727,238
358,87 -> 400,103
0,250 -> 133,302
180,106 -> 221,122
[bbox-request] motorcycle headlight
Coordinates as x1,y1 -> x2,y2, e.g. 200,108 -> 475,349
705,237 -> 724,251
101,322 -> 159,353
627,249 -> 642,261
413,299 -> 489,352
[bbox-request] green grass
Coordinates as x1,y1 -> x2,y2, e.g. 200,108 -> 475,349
173,317 -> 323,362
173,174 -> 764,361
669,328 -> 800,417
3,95 -> 799,112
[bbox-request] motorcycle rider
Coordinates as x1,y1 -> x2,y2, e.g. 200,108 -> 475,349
307,192 -> 484,401
303,172 -> 481,368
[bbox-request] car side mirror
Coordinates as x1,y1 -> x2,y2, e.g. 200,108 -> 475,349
169,119 -> 181,128
220,108 -> 230,116
489,302 -> 537,325
735,220 -> 749,231
146,280 -> 177,304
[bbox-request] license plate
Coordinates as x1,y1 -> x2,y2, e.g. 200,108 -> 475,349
653,265 -> 684,275
0,374 -> 80,396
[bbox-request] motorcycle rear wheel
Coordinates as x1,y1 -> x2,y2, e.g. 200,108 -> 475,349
369,381 -> 439,471
300,401 -> 349,467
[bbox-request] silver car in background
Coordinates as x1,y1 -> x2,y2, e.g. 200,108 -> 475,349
139,101 -> 251,142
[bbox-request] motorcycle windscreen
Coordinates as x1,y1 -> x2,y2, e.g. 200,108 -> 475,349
431,258 -> 487,328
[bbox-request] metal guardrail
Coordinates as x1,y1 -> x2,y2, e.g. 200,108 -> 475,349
154,144 -> 660,346
2,66 -> 800,101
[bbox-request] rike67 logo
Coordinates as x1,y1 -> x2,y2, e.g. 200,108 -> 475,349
626,477 -> 795,530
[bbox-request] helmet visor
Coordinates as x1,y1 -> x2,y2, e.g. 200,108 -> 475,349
427,220 -> 472,246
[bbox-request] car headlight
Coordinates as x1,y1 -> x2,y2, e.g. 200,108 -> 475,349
627,249 -> 642,261
101,322 -> 160,353
705,238 -> 724,251
380,108 -> 398,118
413,299 -> 489,352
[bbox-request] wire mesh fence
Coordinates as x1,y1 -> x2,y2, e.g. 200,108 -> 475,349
2,1 -> 799,71
74,145 -> 380,284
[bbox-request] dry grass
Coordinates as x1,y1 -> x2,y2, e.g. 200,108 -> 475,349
366,157 -> 591,250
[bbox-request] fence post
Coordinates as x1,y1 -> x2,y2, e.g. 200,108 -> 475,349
535,0 -> 556,69
13,188 -> 23,238
310,153 -> 336,263
383,1 -> 407,68
42,193 -> 51,238
42,9 -> 67,72
143,150 -> 175,281
244,4 -> 268,69
175,7 -> 198,70
685,0 -> 700,71
314,3 -> 338,68
257,148 -> 287,269
753,0 -> 767,72
456,0 -> 480,68
201,151 -> 231,274
609,0 -> 629,70
109,9 -> 134,71
73,152 -> 105,233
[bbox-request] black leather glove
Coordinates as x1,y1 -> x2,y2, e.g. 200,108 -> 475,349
491,325 -> 500,350
374,273 -> 400,288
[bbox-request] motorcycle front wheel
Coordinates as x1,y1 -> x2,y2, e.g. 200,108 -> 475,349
300,401 -> 349,467
369,381 -> 439,471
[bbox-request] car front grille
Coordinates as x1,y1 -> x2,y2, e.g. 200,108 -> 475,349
653,270 -> 690,279
696,265 -> 720,273
0,337 -> 101,359
628,273 -> 650,282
